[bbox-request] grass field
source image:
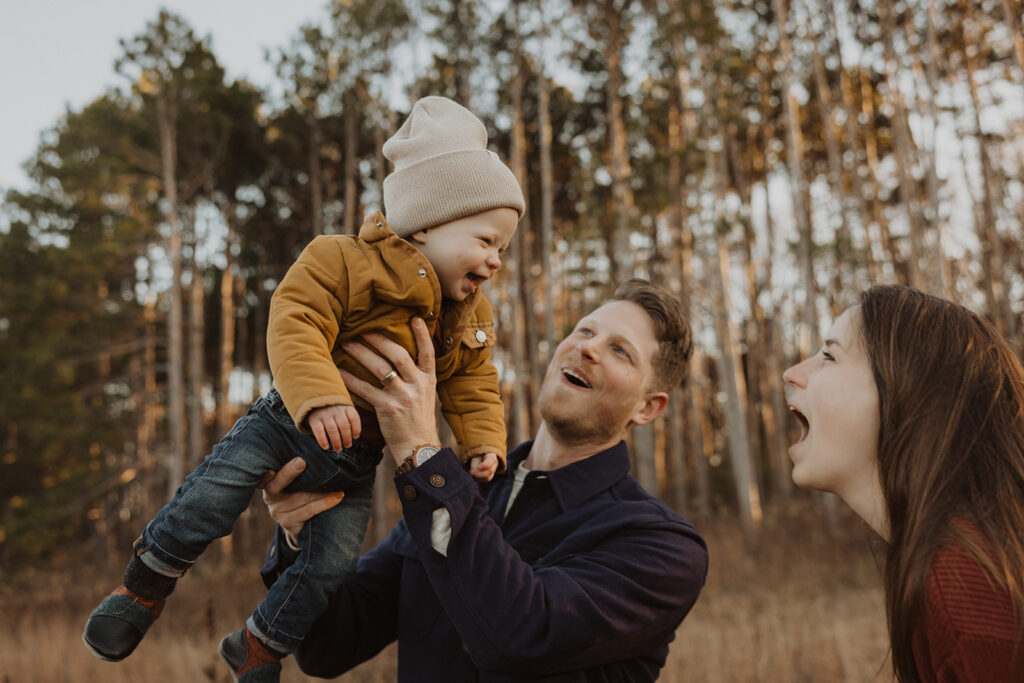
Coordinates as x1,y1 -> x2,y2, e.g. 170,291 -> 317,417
0,502 -> 892,682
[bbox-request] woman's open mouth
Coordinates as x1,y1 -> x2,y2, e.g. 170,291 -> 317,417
788,405 -> 809,443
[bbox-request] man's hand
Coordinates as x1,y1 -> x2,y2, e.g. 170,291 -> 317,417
339,317 -> 441,468
469,453 -> 499,482
308,404 -> 361,451
259,457 -> 345,543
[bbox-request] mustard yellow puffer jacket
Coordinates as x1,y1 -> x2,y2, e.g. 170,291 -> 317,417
267,212 -> 506,465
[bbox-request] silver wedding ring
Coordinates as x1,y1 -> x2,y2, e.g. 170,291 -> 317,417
379,369 -> 398,387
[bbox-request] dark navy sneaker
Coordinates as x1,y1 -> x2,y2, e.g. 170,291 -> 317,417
219,628 -> 284,683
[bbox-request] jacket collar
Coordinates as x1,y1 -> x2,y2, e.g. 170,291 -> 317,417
506,439 -> 632,511
356,210 -> 483,322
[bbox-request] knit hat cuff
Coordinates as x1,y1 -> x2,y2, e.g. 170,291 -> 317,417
384,149 -> 525,237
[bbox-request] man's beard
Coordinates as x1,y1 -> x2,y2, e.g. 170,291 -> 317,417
538,386 -> 627,445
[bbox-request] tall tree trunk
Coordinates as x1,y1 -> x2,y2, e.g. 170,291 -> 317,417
1001,0 -> 1024,82
187,209 -> 204,470
216,203 -> 237,440
959,0 -> 1015,338
774,0 -> 818,355
604,0 -> 636,284
668,44 -> 710,517
309,119 -> 323,236
860,69 -> 901,283
757,116 -> 793,501
538,61 -> 557,362
157,90 -> 186,497
509,3 -> 536,438
827,0 -> 875,284
925,0 -> 951,298
812,41 -> 854,307
343,91 -> 359,235
706,89 -> 760,543
880,0 -> 926,288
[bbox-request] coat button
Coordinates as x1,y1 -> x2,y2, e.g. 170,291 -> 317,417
475,329 -> 487,343
376,220 -> 383,228
418,268 -> 427,278
426,311 -> 435,319
402,484 -> 418,500
429,473 -> 445,488
445,336 -> 453,346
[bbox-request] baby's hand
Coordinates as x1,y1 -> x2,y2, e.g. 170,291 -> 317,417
308,405 -> 361,451
469,453 -> 499,482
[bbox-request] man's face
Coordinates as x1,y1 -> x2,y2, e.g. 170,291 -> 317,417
538,300 -> 664,444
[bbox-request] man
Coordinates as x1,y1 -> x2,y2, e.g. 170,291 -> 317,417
258,279 -> 708,682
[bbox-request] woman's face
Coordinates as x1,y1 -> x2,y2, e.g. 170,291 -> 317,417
783,307 -> 881,500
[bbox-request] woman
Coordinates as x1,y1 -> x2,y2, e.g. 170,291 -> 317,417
783,284 -> 1024,681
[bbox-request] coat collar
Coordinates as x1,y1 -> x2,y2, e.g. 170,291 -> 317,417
506,439 -> 632,511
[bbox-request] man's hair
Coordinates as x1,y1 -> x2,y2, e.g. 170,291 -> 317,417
611,279 -> 693,393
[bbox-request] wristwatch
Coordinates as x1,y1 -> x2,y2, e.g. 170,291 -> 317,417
394,444 -> 441,476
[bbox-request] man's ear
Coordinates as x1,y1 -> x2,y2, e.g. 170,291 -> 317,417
628,392 -> 669,428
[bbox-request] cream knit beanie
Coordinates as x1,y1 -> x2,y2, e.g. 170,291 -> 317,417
382,96 -> 525,237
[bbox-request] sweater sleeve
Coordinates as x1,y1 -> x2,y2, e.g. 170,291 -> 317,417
914,547 -> 1024,682
267,235 -> 353,431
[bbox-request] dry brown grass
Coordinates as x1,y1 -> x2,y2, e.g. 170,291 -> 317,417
0,502 -> 891,682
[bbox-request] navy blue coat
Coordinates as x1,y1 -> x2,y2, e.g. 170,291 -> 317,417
261,440 -> 708,681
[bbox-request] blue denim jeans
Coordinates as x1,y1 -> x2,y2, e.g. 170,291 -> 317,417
139,388 -> 381,653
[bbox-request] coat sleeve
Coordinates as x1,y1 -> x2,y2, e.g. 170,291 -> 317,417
261,525 -> 404,678
267,235 -> 354,431
395,450 -> 709,677
437,298 -> 507,466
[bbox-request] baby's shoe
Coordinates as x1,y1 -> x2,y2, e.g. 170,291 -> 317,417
219,628 -> 284,683
82,552 -> 176,661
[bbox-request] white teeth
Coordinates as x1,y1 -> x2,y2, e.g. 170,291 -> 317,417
562,368 -> 591,388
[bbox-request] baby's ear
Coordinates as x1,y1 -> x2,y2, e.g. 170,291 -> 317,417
406,229 -> 429,245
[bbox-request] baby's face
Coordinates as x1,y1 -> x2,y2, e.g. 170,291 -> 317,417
411,207 -> 518,301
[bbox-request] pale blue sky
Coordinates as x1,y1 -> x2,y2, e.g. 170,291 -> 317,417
0,0 -> 329,194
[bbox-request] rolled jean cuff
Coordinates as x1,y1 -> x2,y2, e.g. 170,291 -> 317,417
246,615 -> 294,655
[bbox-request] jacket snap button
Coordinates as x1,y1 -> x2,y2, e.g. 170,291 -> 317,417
402,484 -> 418,500
429,473 -> 445,488
475,329 -> 487,343
445,336 -> 453,346
417,268 -> 427,278
426,311 -> 435,319
376,221 -> 383,228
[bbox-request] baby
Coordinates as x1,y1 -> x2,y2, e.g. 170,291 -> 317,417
83,96 -> 523,683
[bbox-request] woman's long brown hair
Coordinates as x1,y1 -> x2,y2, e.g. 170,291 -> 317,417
859,285 -> 1024,681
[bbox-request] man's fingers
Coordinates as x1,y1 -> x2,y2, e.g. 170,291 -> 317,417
340,340 -> 394,382
411,317 -> 436,375
263,457 -> 306,495
339,368 -> 382,404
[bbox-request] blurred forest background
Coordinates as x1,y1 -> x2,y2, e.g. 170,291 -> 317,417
1,0 -> 1022,679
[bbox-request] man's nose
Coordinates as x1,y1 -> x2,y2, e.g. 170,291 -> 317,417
578,337 -> 599,361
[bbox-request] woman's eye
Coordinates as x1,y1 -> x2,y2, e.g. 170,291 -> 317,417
822,351 -> 835,362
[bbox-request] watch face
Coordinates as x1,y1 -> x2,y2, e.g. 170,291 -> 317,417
415,446 -> 441,466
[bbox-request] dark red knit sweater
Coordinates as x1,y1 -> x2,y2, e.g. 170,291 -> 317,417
912,545 -> 1024,681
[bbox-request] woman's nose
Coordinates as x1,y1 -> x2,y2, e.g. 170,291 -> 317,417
783,360 -> 806,388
